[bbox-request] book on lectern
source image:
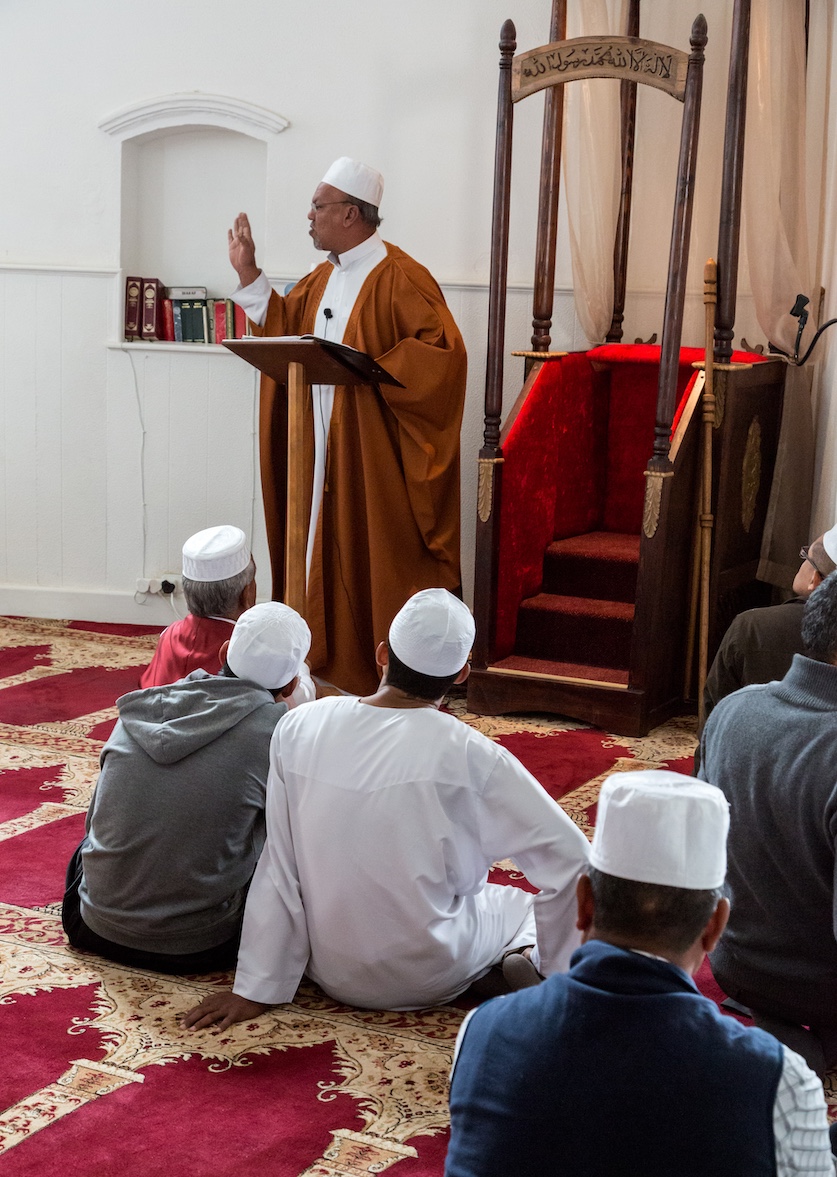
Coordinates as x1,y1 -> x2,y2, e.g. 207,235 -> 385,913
255,335 -> 405,387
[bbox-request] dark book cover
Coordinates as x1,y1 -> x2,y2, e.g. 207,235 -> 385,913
124,276 -> 142,340
180,300 -> 196,342
198,300 -> 209,344
140,278 -> 164,341
172,300 -> 184,343
300,335 -> 404,386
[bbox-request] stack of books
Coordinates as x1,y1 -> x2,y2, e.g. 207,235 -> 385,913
124,278 -> 248,344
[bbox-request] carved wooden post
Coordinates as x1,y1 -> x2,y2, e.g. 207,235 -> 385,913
473,20 -> 516,669
714,0 -> 751,364
698,259 -> 718,721
648,16 -> 707,483
606,0 -> 640,344
530,0 -> 567,353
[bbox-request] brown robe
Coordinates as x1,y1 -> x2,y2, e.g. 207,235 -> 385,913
254,242 -> 467,695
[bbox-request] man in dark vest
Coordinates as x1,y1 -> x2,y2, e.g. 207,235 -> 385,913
445,771 -> 832,1177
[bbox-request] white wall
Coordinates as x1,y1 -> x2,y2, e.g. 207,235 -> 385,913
0,0 -> 832,624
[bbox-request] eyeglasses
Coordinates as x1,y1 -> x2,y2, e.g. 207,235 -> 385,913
309,200 -> 354,214
800,545 -> 825,577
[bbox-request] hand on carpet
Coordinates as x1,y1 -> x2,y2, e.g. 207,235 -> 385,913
182,990 -> 270,1031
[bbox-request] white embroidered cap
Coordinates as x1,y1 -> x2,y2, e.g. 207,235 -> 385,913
226,602 -> 312,691
182,525 -> 250,583
590,770 -> 729,890
321,157 -> 384,207
388,589 -> 475,677
822,523 -> 837,566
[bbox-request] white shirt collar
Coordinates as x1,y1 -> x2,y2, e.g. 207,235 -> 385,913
328,231 -> 384,270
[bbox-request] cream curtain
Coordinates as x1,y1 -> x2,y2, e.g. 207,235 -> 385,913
743,0 -> 816,587
562,1 -> 625,345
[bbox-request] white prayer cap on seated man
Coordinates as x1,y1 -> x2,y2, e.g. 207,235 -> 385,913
823,523 -> 837,566
388,589 -> 475,677
182,525 -> 250,582
321,157 -> 384,208
591,770 -> 729,891
226,602 -> 312,691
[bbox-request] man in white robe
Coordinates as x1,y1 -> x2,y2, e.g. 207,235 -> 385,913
183,590 -> 590,1026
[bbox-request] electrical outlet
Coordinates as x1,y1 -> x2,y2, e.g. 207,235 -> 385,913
136,575 -> 183,596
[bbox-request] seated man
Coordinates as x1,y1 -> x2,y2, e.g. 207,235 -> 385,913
140,524 -> 255,687
62,602 -> 311,975
702,522 -> 837,725
183,589 -> 591,1026
700,570 -> 837,1078
445,771 -> 833,1177
140,523 -> 315,703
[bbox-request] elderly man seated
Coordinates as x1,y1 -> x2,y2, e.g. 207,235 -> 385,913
62,602 -> 310,975
183,588 -> 591,1027
445,771 -> 833,1177
140,523 -> 315,703
702,522 -> 837,725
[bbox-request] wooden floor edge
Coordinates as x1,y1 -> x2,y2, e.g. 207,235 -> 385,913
483,666 -> 630,691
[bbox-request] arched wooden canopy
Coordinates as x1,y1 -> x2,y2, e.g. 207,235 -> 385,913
484,16 -> 707,483
478,15 -> 707,666
469,4 -> 786,736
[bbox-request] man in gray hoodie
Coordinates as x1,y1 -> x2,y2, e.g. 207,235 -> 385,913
62,601 -> 311,975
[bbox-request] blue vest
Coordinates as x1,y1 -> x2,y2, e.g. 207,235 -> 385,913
446,940 -> 783,1177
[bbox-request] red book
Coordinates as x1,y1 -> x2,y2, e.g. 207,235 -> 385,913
214,300 -> 227,343
161,299 -> 175,342
124,276 -> 142,340
233,303 -> 247,338
140,278 -> 165,341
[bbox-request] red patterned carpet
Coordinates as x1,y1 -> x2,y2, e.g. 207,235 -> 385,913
0,615 -> 827,1174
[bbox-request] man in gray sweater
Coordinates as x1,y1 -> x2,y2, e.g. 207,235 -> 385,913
699,571 -> 837,1077
62,602 -> 311,975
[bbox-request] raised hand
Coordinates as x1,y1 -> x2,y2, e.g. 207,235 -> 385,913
228,212 -> 261,288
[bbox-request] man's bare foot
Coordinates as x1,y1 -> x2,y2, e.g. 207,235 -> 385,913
501,951 -> 544,991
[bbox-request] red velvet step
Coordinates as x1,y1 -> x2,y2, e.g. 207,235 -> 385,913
542,532 -> 640,602
515,592 -> 635,670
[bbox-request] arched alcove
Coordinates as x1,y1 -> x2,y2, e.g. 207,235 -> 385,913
100,93 -> 289,305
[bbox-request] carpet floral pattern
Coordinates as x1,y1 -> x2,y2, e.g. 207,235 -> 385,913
0,615 -> 807,1175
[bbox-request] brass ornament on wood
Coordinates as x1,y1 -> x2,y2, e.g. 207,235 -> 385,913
642,469 -> 673,539
741,417 -> 762,532
477,457 -> 504,524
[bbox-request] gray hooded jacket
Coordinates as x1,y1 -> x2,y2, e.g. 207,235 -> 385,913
79,670 -> 286,954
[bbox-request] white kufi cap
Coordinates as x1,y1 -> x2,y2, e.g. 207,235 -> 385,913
822,523 -> 837,566
591,770 -> 729,890
182,525 -> 250,582
226,602 -> 312,691
321,157 -> 384,207
388,589 -> 475,677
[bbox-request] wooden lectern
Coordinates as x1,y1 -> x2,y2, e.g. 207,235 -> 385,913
223,336 -> 404,614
